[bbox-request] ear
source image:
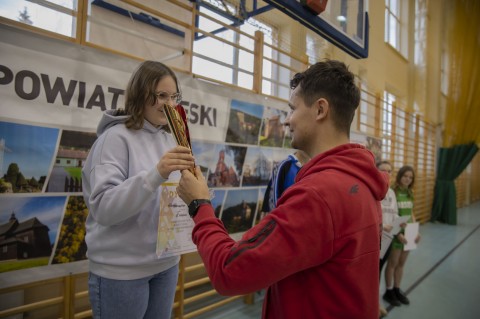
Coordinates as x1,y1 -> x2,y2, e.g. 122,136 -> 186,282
314,98 -> 329,120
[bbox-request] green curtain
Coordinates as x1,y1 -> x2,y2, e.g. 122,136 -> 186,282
431,143 -> 479,225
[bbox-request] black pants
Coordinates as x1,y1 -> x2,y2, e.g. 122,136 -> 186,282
379,244 -> 392,279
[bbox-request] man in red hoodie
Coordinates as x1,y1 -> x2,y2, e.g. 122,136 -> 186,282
177,60 -> 389,319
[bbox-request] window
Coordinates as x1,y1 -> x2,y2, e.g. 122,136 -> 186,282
414,0 -> 427,65
413,0 -> 426,114
356,83 -> 377,137
385,0 -> 407,57
358,88 -> 369,133
385,0 -> 399,48
306,33 -> 318,65
192,3 -> 237,84
0,0 -> 75,37
383,92 -> 394,136
192,1 -> 276,94
2,246 -> 6,253
251,21 -> 276,96
382,91 -> 395,161
239,18 -> 274,94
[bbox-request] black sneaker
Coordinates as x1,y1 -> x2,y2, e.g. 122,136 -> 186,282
394,288 -> 410,305
383,289 -> 401,306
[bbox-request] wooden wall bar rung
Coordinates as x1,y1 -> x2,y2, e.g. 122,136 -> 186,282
184,289 -> 218,304
184,277 -> 211,289
74,309 -> 93,319
180,295 -> 244,319
185,263 -> 205,273
0,296 -> 63,317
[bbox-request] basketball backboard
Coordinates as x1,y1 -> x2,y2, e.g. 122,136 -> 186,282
263,0 -> 369,59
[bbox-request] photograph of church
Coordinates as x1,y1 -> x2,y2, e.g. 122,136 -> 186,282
0,196 -> 66,272
0,212 -> 52,261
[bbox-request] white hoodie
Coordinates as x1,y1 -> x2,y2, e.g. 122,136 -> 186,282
82,110 -> 180,280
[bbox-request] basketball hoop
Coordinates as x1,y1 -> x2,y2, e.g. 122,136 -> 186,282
300,0 -> 328,15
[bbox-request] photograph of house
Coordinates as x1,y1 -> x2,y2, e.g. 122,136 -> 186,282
0,196 -> 66,272
220,188 -> 258,234
259,106 -> 287,147
207,144 -> 246,188
46,130 -> 96,193
225,99 -> 264,145
241,147 -> 272,186
0,212 -> 52,261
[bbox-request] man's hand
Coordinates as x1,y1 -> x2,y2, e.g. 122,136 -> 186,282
177,166 -> 211,205
157,146 -> 195,179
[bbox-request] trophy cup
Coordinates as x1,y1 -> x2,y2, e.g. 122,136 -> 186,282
163,104 -> 195,174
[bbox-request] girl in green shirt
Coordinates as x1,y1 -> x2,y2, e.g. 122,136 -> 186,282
383,165 -> 421,307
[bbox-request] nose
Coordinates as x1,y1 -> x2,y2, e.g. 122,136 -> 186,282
159,98 -> 175,108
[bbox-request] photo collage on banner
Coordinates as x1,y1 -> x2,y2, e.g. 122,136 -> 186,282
0,121 -> 92,274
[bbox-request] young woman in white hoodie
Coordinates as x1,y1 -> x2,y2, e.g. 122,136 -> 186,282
82,61 -> 194,319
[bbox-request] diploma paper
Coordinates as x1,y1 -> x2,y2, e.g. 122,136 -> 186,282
403,222 -> 419,251
380,215 -> 410,258
156,183 -> 197,258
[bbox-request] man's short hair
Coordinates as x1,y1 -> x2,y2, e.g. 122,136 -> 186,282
290,60 -> 360,135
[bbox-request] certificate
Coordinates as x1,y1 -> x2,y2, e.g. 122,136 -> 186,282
403,222 -> 419,251
380,215 -> 410,258
156,183 -> 197,258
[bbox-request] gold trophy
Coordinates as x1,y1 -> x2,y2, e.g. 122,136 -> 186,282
163,104 -> 195,174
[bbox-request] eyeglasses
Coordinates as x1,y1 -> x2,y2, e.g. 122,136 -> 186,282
154,91 -> 182,104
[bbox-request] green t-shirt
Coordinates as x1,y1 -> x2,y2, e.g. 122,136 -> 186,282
391,188 -> 414,250
395,188 -> 414,222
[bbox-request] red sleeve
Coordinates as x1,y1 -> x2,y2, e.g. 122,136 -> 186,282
192,185 -> 334,295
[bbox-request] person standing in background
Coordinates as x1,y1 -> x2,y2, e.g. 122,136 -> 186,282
383,165 -> 421,307
376,160 -> 399,317
177,60 -> 389,319
82,61 -> 195,319
261,150 -> 310,214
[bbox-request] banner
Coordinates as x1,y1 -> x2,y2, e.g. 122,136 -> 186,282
0,26 -> 382,287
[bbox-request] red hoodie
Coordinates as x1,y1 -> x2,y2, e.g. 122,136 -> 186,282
192,143 -> 389,319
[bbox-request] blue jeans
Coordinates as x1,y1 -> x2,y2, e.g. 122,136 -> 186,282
88,265 -> 179,319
